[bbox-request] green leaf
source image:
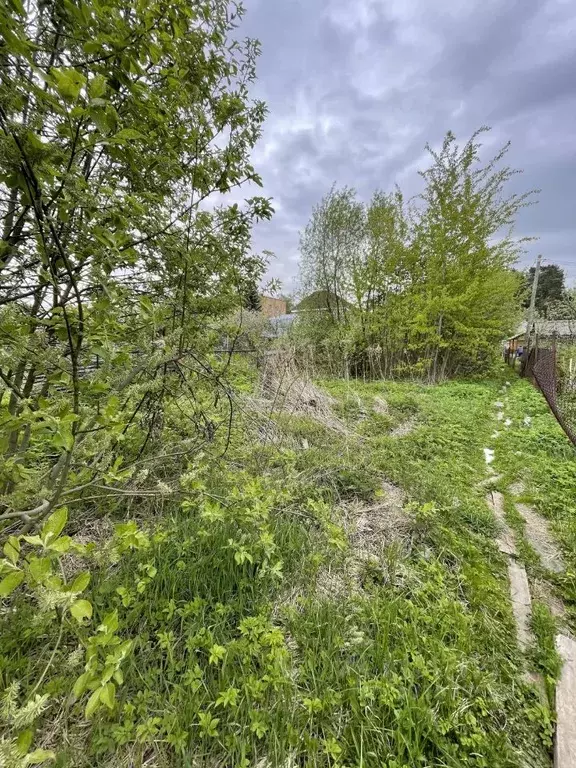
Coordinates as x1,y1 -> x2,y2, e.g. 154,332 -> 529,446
113,128 -> 145,142
41,507 -> 67,545
28,557 -> 52,583
0,570 -> 24,597
85,687 -> 101,718
52,426 -> 74,451
101,664 -> 115,684
139,296 -> 154,317
148,43 -> 161,64
51,67 -> 86,101
69,571 -> 90,593
89,74 -> 107,99
73,671 -> 90,698
48,535 -> 72,553
99,610 -> 119,634
70,599 -> 93,623
16,729 -> 33,755
208,644 -> 226,665
24,749 -> 56,765
3,536 -> 20,565
115,640 -> 133,660
99,681 -> 116,710
83,40 -> 100,55
90,105 -> 117,135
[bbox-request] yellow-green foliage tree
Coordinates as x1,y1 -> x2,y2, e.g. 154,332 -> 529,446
406,128 -> 534,378
297,128 -> 533,379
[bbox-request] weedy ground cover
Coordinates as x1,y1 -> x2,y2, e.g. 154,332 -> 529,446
2,364 -> 571,767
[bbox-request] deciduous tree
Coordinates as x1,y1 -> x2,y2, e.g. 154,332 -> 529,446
0,0 -> 271,529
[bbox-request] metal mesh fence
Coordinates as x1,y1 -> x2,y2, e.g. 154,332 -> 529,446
523,336 -> 576,446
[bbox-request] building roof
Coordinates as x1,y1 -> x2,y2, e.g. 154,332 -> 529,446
508,319 -> 576,340
294,290 -> 352,312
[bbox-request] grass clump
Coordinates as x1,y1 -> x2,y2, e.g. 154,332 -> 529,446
529,602 -> 563,704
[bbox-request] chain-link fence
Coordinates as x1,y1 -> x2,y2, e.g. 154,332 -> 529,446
522,335 -> 576,446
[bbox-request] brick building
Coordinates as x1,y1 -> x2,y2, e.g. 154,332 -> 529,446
259,295 -> 287,318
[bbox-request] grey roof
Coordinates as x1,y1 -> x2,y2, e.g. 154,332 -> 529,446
509,320 -> 576,340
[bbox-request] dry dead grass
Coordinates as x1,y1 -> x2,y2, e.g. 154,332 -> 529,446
390,417 -> 417,438
373,396 -> 389,415
60,517 -> 114,579
246,350 -> 350,438
316,481 -> 412,600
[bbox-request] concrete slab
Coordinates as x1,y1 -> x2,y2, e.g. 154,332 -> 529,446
516,503 -> 564,573
509,480 -> 526,497
555,634 -> 576,768
508,561 -> 532,651
477,474 -> 504,488
486,492 -> 517,556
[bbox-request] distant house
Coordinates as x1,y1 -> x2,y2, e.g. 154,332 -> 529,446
294,290 -> 352,317
259,295 -> 287,318
507,320 -> 575,355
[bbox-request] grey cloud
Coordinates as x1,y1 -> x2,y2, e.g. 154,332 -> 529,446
431,0 -> 543,89
241,0 -> 576,289
488,53 -> 576,121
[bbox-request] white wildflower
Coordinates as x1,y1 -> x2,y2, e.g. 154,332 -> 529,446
344,625 -> 366,649
66,646 -> 84,669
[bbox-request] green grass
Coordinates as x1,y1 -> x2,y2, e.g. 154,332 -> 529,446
3,368 -> 570,767
489,372 -> 576,622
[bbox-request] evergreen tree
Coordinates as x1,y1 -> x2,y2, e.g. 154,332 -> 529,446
524,264 -> 565,317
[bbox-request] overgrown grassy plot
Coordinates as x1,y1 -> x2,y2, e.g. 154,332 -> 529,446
2,372 -> 557,766
0,0 -> 558,763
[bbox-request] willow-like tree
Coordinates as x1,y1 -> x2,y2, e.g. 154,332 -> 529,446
0,0 -> 271,529
410,127 -> 536,377
297,128 -> 535,379
299,185 -> 364,324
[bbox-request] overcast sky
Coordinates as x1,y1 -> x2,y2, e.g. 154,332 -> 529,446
238,0 -> 576,293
